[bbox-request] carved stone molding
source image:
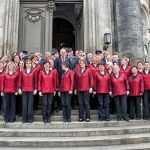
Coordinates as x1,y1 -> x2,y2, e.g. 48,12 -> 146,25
24,8 -> 44,23
46,1 -> 56,14
77,7 -> 83,29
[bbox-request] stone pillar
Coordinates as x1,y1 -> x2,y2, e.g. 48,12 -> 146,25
83,0 -> 97,53
83,0 -> 112,54
3,0 -> 20,56
113,0 -> 144,64
46,1 -> 56,53
0,0 -> 5,56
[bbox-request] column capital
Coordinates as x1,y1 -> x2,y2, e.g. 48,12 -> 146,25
46,1 -> 56,14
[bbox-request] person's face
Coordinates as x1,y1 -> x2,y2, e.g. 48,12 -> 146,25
54,53 -> 59,58
60,49 -> 66,57
96,55 -> 102,62
92,57 -> 97,64
132,67 -> 138,74
88,54 -> 92,60
81,53 -> 86,58
44,62 -> 50,70
113,66 -> 120,74
14,56 -> 19,63
49,60 -> 54,66
32,57 -> 38,64
144,63 -> 149,70
0,63 -> 3,69
80,61 -> 86,68
79,51 -> 83,56
104,52 -> 108,57
113,55 -> 118,61
26,61 -> 32,68
121,59 -> 126,65
3,56 -> 8,62
19,61 -> 24,68
45,52 -> 50,58
138,63 -> 143,69
99,65 -> 105,71
106,64 -> 111,69
8,64 -> 14,71
75,51 -> 79,56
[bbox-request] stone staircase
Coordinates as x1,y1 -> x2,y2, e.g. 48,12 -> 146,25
0,100 -> 149,149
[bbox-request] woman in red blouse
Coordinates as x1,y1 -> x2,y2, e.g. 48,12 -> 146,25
31,55 -> 41,111
1,62 -> 19,123
0,60 -> 5,116
88,56 -> 99,110
142,61 -> 150,120
38,61 -> 57,123
94,63 -> 110,121
110,65 -> 129,121
58,62 -> 74,122
18,59 -> 37,123
75,59 -> 93,122
128,66 -> 144,120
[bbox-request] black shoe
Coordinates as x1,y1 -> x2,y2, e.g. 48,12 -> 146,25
117,118 -> 121,121
105,118 -> 110,121
67,119 -> 71,122
99,118 -> 103,122
129,117 -> 134,120
79,119 -> 84,122
125,118 -> 129,122
136,118 -> 140,120
56,106 -> 61,112
63,119 -> 67,123
22,121 -> 27,123
47,119 -> 51,123
43,119 -> 47,123
86,119 -> 90,122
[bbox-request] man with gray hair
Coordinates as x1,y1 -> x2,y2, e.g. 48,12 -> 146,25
35,52 -> 45,65
45,52 -> 51,60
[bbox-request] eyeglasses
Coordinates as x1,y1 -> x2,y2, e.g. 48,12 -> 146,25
26,63 -> 31,64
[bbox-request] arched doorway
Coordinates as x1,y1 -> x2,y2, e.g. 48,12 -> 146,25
52,18 -> 75,52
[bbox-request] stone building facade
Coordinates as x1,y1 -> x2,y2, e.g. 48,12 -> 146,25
0,0 -> 149,63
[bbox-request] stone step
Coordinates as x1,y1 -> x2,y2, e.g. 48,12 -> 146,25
0,125 -> 149,137
0,120 -> 149,129
0,115 -> 141,122
1,143 -> 150,150
0,133 -> 150,147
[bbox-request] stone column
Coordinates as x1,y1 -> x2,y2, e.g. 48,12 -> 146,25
113,0 -> 144,64
83,0 -> 97,53
46,1 -> 56,53
83,0 -> 112,54
3,0 -> 20,56
0,0 -> 5,56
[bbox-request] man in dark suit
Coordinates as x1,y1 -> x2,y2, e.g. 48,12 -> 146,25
35,52 -> 45,65
54,48 -> 72,112
101,51 -> 109,65
22,50 -> 28,61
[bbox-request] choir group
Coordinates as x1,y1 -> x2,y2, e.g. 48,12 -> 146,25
0,48 -> 149,123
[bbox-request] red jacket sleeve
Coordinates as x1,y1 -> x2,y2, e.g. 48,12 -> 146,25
1,73 -> 5,92
34,70 -> 38,90
124,75 -> 129,91
109,74 -> 113,92
94,73 -> 97,91
88,69 -> 94,88
19,72 -> 23,89
16,73 -> 19,92
140,75 -> 144,93
69,71 -> 74,91
38,71 -> 42,92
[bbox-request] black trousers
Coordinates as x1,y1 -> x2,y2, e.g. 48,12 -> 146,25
0,95 -> 4,115
129,96 -> 141,119
143,90 -> 150,119
60,92 -> 71,120
97,93 -> 110,119
4,93 -> 16,122
77,91 -> 90,119
42,93 -> 53,120
33,93 -> 39,110
22,92 -> 34,122
16,95 -> 22,116
114,95 -> 128,120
